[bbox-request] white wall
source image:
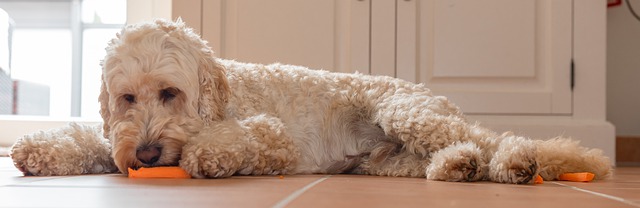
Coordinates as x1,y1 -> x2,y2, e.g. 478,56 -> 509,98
607,2 -> 640,136
126,0 -> 172,24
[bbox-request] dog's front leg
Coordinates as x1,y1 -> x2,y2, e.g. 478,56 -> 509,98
179,119 -> 247,178
10,123 -> 117,176
180,115 -> 299,178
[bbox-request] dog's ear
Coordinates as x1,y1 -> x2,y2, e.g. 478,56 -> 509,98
98,74 -> 111,139
157,19 -> 229,125
198,54 -> 230,125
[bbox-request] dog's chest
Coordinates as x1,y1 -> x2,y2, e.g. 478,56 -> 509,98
221,62 -> 378,173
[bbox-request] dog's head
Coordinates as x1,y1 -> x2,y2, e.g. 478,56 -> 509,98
99,19 -> 230,173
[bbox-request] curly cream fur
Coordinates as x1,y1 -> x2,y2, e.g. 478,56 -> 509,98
10,19 -> 611,184
10,123 -> 117,175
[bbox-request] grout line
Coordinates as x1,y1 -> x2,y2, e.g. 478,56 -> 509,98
551,182 -> 640,207
271,175 -> 332,208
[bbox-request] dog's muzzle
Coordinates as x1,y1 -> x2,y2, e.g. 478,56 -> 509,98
136,145 -> 162,165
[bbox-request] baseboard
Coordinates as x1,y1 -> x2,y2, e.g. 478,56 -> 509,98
467,115 -> 616,166
616,136 -> 640,166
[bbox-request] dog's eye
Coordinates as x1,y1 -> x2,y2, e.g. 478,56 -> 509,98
160,88 -> 179,103
123,94 -> 136,104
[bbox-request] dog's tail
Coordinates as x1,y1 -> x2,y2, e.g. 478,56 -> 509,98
535,137 -> 612,180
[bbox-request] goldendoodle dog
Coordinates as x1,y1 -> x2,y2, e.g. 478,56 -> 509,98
10,19 -> 611,184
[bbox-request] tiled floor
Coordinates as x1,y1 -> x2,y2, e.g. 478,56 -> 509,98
1,157 -> 639,208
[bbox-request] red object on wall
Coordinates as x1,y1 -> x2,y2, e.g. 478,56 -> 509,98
608,0 -> 622,7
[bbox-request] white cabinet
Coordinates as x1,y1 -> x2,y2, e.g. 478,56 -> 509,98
173,0 -> 615,162
183,0 -> 572,115
365,0 -> 572,115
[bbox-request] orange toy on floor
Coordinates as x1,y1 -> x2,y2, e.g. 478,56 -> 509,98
534,172 -> 595,184
558,172 -> 595,182
128,167 -> 191,179
534,175 -> 544,184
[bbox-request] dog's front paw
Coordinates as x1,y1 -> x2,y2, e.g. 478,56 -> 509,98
179,142 -> 246,178
179,122 -> 249,178
426,142 -> 486,182
488,136 -> 539,184
11,141 -> 57,176
10,123 -> 117,176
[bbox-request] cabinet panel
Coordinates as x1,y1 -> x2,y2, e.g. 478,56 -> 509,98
202,0 -> 370,73
433,0 -> 535,78
229,0 -> 334,70
417,0 -> 572,114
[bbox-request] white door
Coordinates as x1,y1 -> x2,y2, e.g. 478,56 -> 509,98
408,0 -> 573,115
201,0 -> 371,74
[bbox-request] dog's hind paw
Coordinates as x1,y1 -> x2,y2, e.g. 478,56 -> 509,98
426,141 -> 486,182
488,136 -> 540,184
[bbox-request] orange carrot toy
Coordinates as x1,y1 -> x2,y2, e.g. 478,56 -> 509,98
534,175 -> 544,184
128,167 -> 191,179
558,172 -> 595,182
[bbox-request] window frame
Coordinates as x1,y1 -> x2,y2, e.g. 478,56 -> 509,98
1,0 -> 124,118
0,0 -> 124,146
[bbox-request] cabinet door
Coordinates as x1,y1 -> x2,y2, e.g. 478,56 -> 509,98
411,0 -> 572,114
201,0 -> 370,73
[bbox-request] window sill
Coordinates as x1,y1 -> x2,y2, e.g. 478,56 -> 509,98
0,116 -> 101,146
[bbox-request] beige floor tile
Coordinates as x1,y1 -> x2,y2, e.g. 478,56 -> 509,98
3,157 -> 640,208
0,167 -> 71,186
286,175 -> 640,208
549,168 -> 640,205
0,185 -> 291,208
1,175 -> 327,208
0,174 -> 68,187
17,173 -> 318,188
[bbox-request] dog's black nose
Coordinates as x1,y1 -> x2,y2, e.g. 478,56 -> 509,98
136,145 -> 161,165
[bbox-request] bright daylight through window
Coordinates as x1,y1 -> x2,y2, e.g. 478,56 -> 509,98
0,0 -> 125,119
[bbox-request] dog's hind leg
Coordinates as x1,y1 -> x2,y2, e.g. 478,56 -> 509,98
368,93 -> 507,180
535,137 -> 611,180
486,135 -> 612,184
354,149 -> 430,177
426,141 -> 487,182
372,93 -> 487,158
365,87 -> 611,183
352,136 -> 484,179
487,135 -> 540,184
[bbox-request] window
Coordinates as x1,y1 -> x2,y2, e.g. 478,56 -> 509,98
0,0 -> 126,119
